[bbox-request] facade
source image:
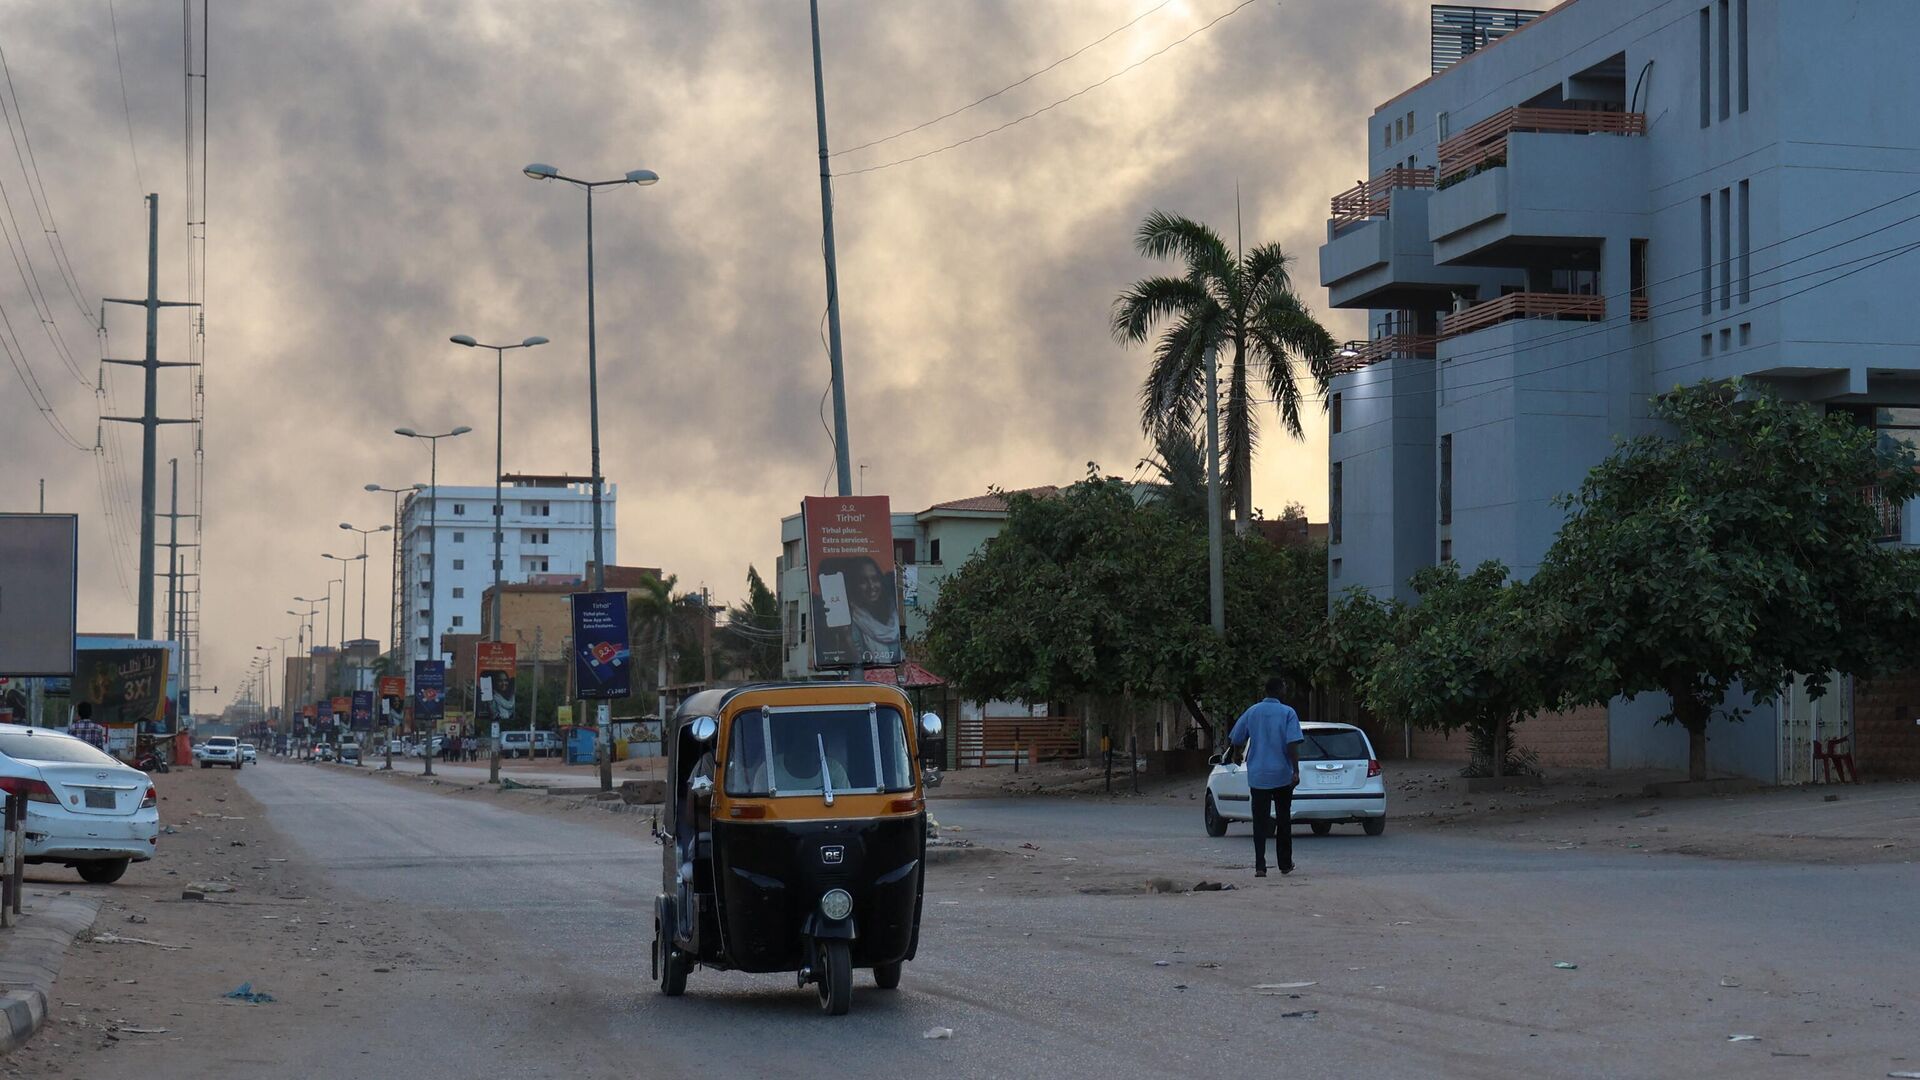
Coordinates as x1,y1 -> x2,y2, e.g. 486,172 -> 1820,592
776,488 -> 1058,679
398,474 -> 616,673
1319,0 -> 1920,778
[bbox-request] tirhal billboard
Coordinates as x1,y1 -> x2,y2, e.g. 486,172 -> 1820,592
413,660 -> 445,722
570,591 -> 631,699
476,640 -> 517,724
801,496 -> 901,669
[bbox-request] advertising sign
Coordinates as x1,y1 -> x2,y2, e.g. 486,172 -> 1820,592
570,591 -> 631,699
414,659 -> 446,722
331,695 -> 351,718
801,496 -> 902,669
0,513 -> 78,677
72,646 -> 171,728
350,690 -> 374,730
476,640 -> 517,724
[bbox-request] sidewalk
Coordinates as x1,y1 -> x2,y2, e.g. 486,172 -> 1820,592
369,755 -> 667,789
0,889 -> 100,1055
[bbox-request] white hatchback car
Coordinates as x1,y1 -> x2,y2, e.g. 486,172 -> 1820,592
0,724 -> 159,884
1204,721 -> 1387,838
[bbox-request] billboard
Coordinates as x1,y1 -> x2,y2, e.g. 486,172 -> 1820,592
476,640 -> 517,725
72,646 -> 170,728
350,690 -> 374,730
378,675 -> 406,724
571,591 -> 631,699
0,513 -> 78,676
801,496 -> 902,669
413,660 -> 445,722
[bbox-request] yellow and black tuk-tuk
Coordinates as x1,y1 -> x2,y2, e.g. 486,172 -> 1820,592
652,682 -> 942,1015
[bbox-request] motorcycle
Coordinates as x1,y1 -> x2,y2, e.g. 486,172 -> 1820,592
135,750 -> 171,774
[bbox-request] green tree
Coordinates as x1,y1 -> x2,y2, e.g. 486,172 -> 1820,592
720,566 -> 782,680
1111,210 -> 1337,533
1363,562 -> 1554,778
1533,381 -> 1920,780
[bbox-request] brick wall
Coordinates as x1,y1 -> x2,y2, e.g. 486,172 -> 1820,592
1854,671 -> 1920,778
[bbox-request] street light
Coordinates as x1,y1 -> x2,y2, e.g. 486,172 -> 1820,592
324,552 -> 369,709
522,162 -> 656,597
339,523 -> 392,646
395,425 -> 471,777
448,334 -> 549,647
525,162 -> 654,794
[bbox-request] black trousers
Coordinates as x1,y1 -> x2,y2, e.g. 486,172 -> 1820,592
1250,785 -> 1295,871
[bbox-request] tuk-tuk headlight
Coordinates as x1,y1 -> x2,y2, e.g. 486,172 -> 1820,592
819,888 -> 854,922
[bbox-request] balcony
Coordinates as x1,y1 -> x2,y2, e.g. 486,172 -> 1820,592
1440,293 -> 1604,339
1332,334 -> 1439,375
1437,107 -> 1646,187
1330,167 -> 1434,231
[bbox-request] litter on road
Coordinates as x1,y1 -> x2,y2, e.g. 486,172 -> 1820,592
1254,981 -> 1317,990
1727,1034 -> 1760,1042
223,983 -> 276,1004
923,1027 -> 954,1040
87,932 -> 189,951
1553,962 -> 1578,970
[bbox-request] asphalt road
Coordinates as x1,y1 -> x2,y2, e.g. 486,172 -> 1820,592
233,764 -> 1919,1079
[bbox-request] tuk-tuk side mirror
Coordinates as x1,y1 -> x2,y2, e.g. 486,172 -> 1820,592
1208,752 -> 1224,766
689,716 -> 717,745
919,713 -> 943,740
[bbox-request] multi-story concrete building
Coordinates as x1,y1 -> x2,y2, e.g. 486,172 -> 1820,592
398,473 -> 616,672
1319,1 -> 1920,779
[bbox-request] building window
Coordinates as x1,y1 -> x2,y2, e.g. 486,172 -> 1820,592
1719,187 -> 1732,311
1701,333 -> 1713,356
1737,0 -> 1749,112
894,539 -> 916,567
1630,240 -> 1649,320
1437,111 -> 1450,140
1698,7 -> 1711,128
1383,122 -> 1391,148
1738,179 -> 1751,303
929,538 -> 942,564
523,530 -> 549,545
1440,538 -> 1452,562
451,615 -> 464,628
419,581 -> 430,594
451,587 -> 464,599
452,531 -> 465,543
1717,0 -> 1731,121
529,502 -> 551,517
1439,435 -> 1453,526
1405,110 -> 1414,139
526,558 -> 548,573
1331,392 -> 1343,434
800,611 -> 808,643
1330,558 -> 1341,579
453,503 -> 465,515
452,559 -> 465,570
418,636 -> 429,648
1394,116 -> 1403,143
1329,462 -> 1343,545
1700,195 -> 1713,315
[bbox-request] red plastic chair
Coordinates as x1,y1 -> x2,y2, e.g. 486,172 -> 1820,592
1814,735 -> 1856,784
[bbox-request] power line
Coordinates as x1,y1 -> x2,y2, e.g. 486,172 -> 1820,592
106,0 -> 146,196
837,0 -> 1263,178
832,0 -> 1177,159
0,40 -> 94,324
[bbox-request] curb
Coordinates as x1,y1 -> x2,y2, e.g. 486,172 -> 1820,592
0,889 -> 102,1056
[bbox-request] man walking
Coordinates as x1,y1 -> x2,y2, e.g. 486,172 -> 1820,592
1227,677 -> 1305,878
67,701 -> 111,754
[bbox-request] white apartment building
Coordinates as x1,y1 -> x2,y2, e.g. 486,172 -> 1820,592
397,474 -> 616,671
1318,1 -> 1920,779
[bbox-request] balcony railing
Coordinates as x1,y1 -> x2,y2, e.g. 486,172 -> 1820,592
1331,333 -> 1439,374
1863,484 -> 1904,542
1436,107 -> 1647,185
1440,292 -> 1605,338
1631,293 -> 1649,321
1330,167 -> 1436,228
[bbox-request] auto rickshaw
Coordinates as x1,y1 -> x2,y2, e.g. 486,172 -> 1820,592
652,682 -> 942,1015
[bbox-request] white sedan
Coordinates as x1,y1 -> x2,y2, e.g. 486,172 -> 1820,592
1204,721 -> 1388,838
0,724 -> 160,884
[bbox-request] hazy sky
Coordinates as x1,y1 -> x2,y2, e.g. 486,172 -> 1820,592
0,0 -> 1432,704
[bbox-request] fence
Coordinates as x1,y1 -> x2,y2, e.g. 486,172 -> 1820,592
956,714 -> 1082,768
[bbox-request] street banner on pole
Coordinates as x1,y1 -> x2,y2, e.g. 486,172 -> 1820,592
378,674 -> 406,724
569,591 -> 631,699
414,659 -> 446,722
350,690 -> 374,730
72,646 -> 171,729
331,695 -> 351,719
801,495 -> 901,669
477,641 -> 517,724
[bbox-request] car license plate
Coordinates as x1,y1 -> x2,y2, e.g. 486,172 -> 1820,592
1314,770 -> 1343,786
84,789 -> 117,809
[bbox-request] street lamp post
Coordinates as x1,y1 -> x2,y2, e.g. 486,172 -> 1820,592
524,162 -> 656,794
338,523 -> 392,647
289,603 -> 319,748
325,551 -> 369,744
395,425 -> 471,778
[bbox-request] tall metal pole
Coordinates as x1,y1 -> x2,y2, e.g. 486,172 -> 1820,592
810,0 -> 854,497
492,345 -> 506,639
138,195 -> 160,637
585,190 -> 606,592
425,442 -> 438,778
165,459 -> 179,641
1204,342 -> 1226,636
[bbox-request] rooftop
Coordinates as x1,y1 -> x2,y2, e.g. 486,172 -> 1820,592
921,486 -> 1061,515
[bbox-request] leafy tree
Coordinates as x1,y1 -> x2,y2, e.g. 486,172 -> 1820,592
1363,562 -> 1554,778
1111,210 -> 1337,533
1198,536 -> 1328,731
720,566 -> 783,680
1533,381 -> 1920,779
1137,423 -> 1210,526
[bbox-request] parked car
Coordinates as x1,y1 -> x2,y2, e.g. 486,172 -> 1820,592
0,723 -> 159,884
200,735 -> 242,770
1203,722 -> 1387,837
338,738 -> 362,765
239,743 -> 258,764
190,742 -> 208,762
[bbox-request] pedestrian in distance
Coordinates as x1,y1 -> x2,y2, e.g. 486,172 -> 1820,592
67,700 -> 111,754
1227,676 -> 1305,878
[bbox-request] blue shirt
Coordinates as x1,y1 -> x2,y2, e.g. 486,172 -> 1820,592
1228,698 -> 1304,789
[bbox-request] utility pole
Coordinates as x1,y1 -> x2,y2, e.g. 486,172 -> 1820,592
102,194 -> 197,641
530,626 -> 544,734
701,586 -> 714,687
1204,341 -> 1225,636
810,0 -> 853,496
165,459 -> 179,641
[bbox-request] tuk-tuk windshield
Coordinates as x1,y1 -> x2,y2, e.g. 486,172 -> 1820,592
725,705 -> 914,797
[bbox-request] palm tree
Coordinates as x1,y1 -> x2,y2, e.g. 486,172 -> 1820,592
1112,210 -> 1337,533
627,573 -> 680,712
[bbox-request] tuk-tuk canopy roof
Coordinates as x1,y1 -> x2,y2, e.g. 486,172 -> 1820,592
670,682 -> 914,732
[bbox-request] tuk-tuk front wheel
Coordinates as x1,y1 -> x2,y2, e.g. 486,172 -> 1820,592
816,940 -> 852,1016
654,904 -> 688,997
873,961 -> 903,990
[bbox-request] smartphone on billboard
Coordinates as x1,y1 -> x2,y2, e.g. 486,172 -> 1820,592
819,571 -> 851,628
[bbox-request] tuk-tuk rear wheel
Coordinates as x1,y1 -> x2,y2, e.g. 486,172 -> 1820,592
817,940 -> 852,1016
873,961 -> 903,990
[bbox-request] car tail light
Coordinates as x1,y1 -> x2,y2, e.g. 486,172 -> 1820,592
728,804 -> 768,820
0,777 -> 57,804
887,797 -> 922,814
1367,759 -> 1381,778
141,786 -> 158,809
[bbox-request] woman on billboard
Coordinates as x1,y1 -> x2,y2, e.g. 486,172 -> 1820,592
815,555 -> 901,666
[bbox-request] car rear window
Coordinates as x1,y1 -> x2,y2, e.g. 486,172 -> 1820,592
1297,729 -> 1370,761
0,732 -> 119,765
